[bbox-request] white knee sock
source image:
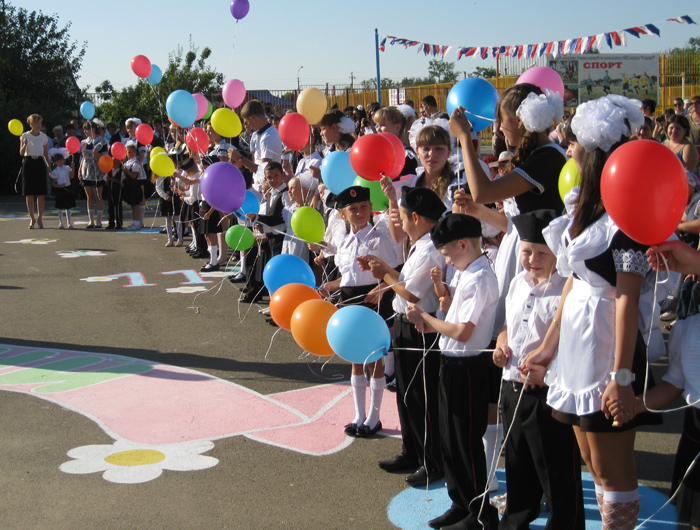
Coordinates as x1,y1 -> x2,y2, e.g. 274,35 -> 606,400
384,351 -> 395,378
351,374 -> 367,425
166,216 -> 174,241
208,245 -> 218,266
87,209 -> 95,224
364,377 -> 386,429
96,210 -> 103,224
602,489 -> 639,530
66,210 -> 72,225
58,210 -> 65,227
176,221 -> 183,242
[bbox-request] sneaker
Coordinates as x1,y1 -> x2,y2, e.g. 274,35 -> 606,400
165,241 -> 174,247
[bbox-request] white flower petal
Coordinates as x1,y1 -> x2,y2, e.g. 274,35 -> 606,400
162,455 -> 219,472
102,465 -> 163,484
60,458 -> 111,475
66,444 -> 117,459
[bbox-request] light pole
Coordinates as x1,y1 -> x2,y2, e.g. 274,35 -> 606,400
297,66 -> 303,92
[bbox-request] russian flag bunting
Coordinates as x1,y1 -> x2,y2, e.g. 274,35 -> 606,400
381,14 -> 695,60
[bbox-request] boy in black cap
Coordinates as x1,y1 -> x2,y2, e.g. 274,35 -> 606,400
404,213 -> 500,530
360,186 -> 446,488
493,209 -> 584,530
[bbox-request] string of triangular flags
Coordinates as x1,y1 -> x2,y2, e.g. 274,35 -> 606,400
378,14 -> 696,60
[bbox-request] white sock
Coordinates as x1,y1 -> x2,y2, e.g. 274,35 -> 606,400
208,245 -> 218,266
166,216 -> 174,241
384,351 -> 395,377
240,254 -> 247,275
66,210 -> 72,224
97,210 -> 103,224
87,210 -> 94,224
176,221 -> 183,242
350,374 -> 367,425
364,377 -> 386,429
595,483 -> 605,510
483,423 -> 503,481
58,211 -> 65,227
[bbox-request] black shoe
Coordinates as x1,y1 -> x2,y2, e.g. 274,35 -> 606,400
238,290 -> 264,304
200,263 -> 220,272
386,381 -> 397,393
344,423 -> 359,437
115,224 -> 123,230
191,250 -> 210,259
104,224 -> 116,230
428,506 -> 467,529
230,272 -> 246,282
355,421 -> 382,438
405,466 -> 444,488
378,453 -> 419,473
159,228 -> 167,234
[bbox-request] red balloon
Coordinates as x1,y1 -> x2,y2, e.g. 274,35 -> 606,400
186,127 -> 210,153
65,136 -> 80,154
135,123 -> 154,145
278,113 -> 310,151
350,134 -> 395,181
601,139 -> 687,245
110,142 -> 126,160
379,132 -> 405,180
131,55 -> 151,78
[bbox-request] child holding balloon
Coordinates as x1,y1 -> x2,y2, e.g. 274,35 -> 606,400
318,109 -> 356,156
49,149 -> 75,229
373,106 -> 419,178
122,142 -> 145,230
316,186 -> 398,438
152,171 -> 176,247
78,120 -> 109,228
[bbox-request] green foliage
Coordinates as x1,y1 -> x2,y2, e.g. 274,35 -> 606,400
469,66 -> 497,79
427,59 -> 459,83
0,2 -> 86,191
97,41 -> 224,126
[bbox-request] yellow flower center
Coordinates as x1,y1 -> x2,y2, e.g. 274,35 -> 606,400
104,449 -> 166,467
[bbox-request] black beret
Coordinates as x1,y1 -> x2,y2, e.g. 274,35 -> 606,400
200,155 -> 218,167
512,209 -> 559,245
180,157 -> 196,171
399,186 -> 446,222
430,213 -> 481,248
336,186 -> 370,209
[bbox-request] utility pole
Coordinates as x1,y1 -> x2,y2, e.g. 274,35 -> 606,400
297,66 -> 303,92
350,72 -> 355,91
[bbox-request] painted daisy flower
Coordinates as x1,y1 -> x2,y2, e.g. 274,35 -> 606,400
57,250 -> 106,259
5,238 -> 58,245
166,286 -> 208,294
198,271 -> 236,278
80,276 -> 116,283
60,439 -> 218,484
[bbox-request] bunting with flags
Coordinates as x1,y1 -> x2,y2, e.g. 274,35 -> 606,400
379,14 -> 696,60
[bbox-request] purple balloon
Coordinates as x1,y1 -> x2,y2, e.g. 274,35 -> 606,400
222,79 -> 246,109
200,162 -> 246,214
230,0 -> 250,20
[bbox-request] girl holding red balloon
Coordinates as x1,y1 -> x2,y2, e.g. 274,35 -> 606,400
523,95 -> 665,530
19,114 -> 50,229
78,120 -> 108,228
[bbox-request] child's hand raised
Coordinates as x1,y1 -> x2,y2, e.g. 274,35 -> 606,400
438,294 -> 452,313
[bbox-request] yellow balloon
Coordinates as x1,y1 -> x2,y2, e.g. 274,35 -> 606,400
297,88 -> 327,125
8,119 -> 23,136
151,146 -> 165,157
211,108 -> 242,138
558,158 -> 581,202
150,153 -> 175,177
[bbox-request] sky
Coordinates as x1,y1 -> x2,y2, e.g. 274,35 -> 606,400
17,0 -> 700,94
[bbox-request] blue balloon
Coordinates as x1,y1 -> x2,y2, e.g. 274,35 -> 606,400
445,78 -> 499,133
321,151 -> 357,195
263,254 -> 316,294
147,64 -> 162,85
234,190 -> 261,219
80,101 -> 95,120
326,306 -> 391,363
166,90 -> 198,128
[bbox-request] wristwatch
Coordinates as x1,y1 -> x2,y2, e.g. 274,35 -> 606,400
610,368 -> 636,386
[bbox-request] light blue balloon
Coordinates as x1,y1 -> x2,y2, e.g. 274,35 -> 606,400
166,90 -> 198,128
263,254 -> 316,294
80,101 -> 95,120
445,78 -> 499,133
326,305 -> 390,363
234,190 -> 261,219
147,64 -> 162,85
321,151 -> 357,195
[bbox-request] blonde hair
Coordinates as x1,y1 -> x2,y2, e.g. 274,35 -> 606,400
27,114 -> 42,125
288,176 -> 313,206
374,106 -> 407,143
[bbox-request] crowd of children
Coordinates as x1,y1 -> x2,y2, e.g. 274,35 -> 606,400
17,89 -> 700,530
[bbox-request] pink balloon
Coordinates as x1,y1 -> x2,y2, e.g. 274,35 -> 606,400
516,66 -> 564,98
278,113 -> 310,151
186,127 -> 210,153
193,93 -> 209,121
379,133 -> 405,179
131,55 -> 151,79
135,124 -> 154,145
222,79 -> 246,109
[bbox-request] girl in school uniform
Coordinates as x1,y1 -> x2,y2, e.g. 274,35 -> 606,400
49,149 -> 75,229
372,106 -> 419,178
122,142 -> 145,230
152,171 -> 176,246
318,109 -> 356,156
78,120 -> 109,228
315,186 -> 398,438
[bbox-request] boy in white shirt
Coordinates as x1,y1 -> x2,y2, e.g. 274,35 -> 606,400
405,213 -> 499,530
493,209 -> 584,530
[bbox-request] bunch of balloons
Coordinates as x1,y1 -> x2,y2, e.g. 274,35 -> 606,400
350,132 -> 405,181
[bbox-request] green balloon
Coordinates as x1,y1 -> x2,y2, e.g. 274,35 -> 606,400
353,176 -> 389,212
204,100 -> 213,121
291,206 -> 325,243
225,225 -> 255,251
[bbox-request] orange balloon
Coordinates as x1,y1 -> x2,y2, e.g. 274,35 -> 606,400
290,299 -> 338,357
269,283 -> 321,331
98,154 -> 114,173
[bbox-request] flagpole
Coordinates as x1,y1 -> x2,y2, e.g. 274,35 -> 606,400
375,28 -> 382,106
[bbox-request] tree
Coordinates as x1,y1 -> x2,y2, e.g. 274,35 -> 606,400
0,2 -> 86,191
427,59 -> 459,83
97,40 -> 224,127
95,80 -> 116,101
469,67 -> 497,79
